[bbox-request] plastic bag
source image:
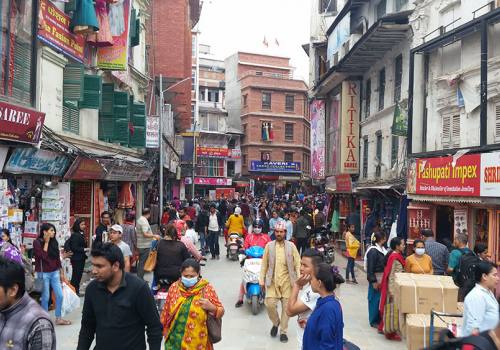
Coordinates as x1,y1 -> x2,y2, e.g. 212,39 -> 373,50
61,282 -> 80,316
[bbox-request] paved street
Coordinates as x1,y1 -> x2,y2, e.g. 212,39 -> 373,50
55,238 -> 403,350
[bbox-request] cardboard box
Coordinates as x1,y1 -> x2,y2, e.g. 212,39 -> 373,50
394,273 -> 458,314
406,314 -> 462,350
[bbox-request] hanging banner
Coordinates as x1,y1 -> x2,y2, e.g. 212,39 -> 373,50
146,116 -> 160,148
391,103 -> 408,136
97,0 -> 131,70
328,96 -> 340,174
37,0 -> 86,62
4,148 -> 69,176
340,81 -> 360,174
310,100 -> 326,179
454,208 -> 468,236
0,101 -> 45,144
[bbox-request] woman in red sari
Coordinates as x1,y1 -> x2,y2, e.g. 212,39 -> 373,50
378,237 -> 406,341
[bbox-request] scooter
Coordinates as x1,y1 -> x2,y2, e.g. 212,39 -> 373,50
226,232 -> 243,261
152,278 -> 173,313
312,226 -> 335,264
241,246 -> 265,315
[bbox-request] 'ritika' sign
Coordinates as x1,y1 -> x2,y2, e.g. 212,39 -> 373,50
340,81 -> 359,173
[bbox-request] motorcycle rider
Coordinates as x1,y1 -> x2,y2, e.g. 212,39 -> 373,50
235,219 -> 271,308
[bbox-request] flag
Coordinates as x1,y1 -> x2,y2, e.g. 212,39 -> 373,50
128,122 -> 135,136
263,36 -> 268,48
275,38 -> 279,46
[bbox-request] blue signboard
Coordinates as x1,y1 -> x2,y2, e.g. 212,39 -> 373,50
4,148 -> 70,176
250,161 -> 301,173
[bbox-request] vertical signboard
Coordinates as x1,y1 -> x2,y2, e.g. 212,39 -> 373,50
146,116 -> 160,148
328,96 -> 340,174
310,100 -> 326,179
340,81 -> 360,174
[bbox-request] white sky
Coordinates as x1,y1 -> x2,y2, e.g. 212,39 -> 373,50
197,0 -> 311,83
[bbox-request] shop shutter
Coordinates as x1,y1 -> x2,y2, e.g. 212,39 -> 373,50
114,118 -> 130,145
451,114 -> 460,148
442,115 -> 451,149
114,91 -> 129,119
63,64 -> 84,103
495,104 -> 500,143
98,115 -> 114,142
12,41 -> 32,104
63,100 -> 80,134
129,126 -> 146,148
80,75 -> 102,109
131,103 -> 146,126
65,0 -> 77,13
101,83 -> 114,115
129,9 -> 140,47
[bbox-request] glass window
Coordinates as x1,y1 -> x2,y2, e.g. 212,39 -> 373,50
285,95 -> 294,112
284,152 -> 293,162
363,137 -> 368,178
262,92 -> 271,109
391,135 -> 399,168
207,89 -> 219,102
285,123 -> 294,141
319,0 -> 336,13
261,152 -> 271,161
376,0 -> 386,20
228,139 -> 236,149
376,132 -> 382,177
196,157 -> 224,177
303,153 -> 310,172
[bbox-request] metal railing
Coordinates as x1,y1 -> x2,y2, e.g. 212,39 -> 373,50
240,70 -> 293,80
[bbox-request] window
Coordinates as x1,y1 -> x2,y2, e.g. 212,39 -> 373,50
242,94 -> 248,106
365,79 -> 371,119
285,95 -> 295,112
284,152 -> 294,162
227,161 -> 235,177
262,122 -> 273,141
191,69 -> 196,87
200,113 -> 225,132
192,34 -> 197,57
391,136 -> 399,168
256,71 -> 263,76
376,132 -> 382,178
261,152 -> 271,161
228,139 -> 236,149
1,0 -> 36,105
285,123 -> 294,141
207,89 -> 219,102
262,92 -> 272,109
378,69 -> 385,111
303,153 -> 310,173
396,0 -> 408,11
242,154 -> 247,167
362,137 -> 368,178
442,114 -> 460,149
304,125 -> 310,146
319,0 -> 336,13
394,55 -> 403,103
196,158 -> 225,177
376,0 -> 386,20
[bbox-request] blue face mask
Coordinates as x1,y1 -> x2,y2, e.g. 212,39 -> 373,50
181,276 -> 198,288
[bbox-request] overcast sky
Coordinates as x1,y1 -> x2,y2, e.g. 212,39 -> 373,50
197,0 -> 311,83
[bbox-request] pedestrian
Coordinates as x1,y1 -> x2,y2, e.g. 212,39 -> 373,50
286,249 -> 323,349
364,231 -> 387,328
161,259 -> 224,350
155,225 -> 190,286
378,237 -> 406,341
33,223 -> 71,326
1,228 -> 15,246
196,204 -> 209,255
0,256 -> 56,350
121,211 -> 137,256
240,198 -> 252,227
312,201 -> 326,230
463,261 -> 499,336
363,206 -> 377,247
405,239 -> 433,274
268,210 -> 283,240
293,210 -> 310,255
68,218 -> 87,295
259,221 -> 301,343
108,224 -> 132,272
207,204 -> 220,260
302,262 -> 344,350
185,220 -> 199,245
0,229 -> 23,264
474,242 -> 490,261
447,233 -> 473,301
283,211 -> 294,241
344,223 -> 360,284
421,228 -> 449,275
93,211 -> 112,246
135,208 -> 160,279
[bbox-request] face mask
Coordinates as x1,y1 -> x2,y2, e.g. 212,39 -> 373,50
415,248 -> 425,256
253,227 -> 262,234
181,276 -> 198,288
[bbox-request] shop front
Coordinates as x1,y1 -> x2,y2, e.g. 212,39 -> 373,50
325,174 -> 355,240
249,161 -> 302,197
407,151 -> 500,263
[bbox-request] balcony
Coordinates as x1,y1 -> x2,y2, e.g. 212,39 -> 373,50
240,70 -> 293,80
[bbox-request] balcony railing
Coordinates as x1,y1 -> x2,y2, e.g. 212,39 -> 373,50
240,70 -> 293,80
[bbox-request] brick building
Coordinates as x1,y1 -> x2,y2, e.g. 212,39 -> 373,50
225,52 -> 310,194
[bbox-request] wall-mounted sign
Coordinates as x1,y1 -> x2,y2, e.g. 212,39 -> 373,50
196,147 -> 230,158
340,81 -> 360,174
187,177 -> 232,186
100,160 -> 153,182
250,161 -> 301,174
146,116 -> 160,148
37,0 -> 85,62
408,205 -> 432,240
0,102 -> 45,144
325,174 -> 352,193
64,157 -> 105,180
480,151 -> 500,197
229,149 -> 241,159
4,148 -> 69,176
310,100 -> 326,179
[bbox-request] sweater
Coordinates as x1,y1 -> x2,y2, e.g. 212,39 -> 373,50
303,295 -> 343,350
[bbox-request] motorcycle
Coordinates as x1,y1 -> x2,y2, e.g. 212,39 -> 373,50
226,232 -> 243,261
152,278 -> 173,313
311,226 -> 335,264
241,246 -> 265,315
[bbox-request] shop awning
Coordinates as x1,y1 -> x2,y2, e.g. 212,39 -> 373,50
408,194 -> 484,204
354,184 -> 393,191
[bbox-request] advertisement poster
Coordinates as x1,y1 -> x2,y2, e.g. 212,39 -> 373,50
250,161 -> 301,173
37,0 -> 85,62
454,208 -> 468,236
4,148 -> 69,176
146,116 -> 160,148
328,97 -> 340,174
0,102 -> 45,144
408,205 -> 432,240
193,177 -> 232,186
97,0 -> 132,70
480,151 -> 500,197
340,81 -> 360,173
310,100 -> 326,179
215,188 -> 235,200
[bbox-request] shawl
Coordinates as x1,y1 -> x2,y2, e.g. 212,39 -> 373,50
379,252 -> 405,316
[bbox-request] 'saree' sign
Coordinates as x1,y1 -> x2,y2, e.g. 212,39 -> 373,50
340,81 -> 359,174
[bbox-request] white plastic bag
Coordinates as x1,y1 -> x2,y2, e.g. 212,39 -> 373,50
61,282 -> 80,316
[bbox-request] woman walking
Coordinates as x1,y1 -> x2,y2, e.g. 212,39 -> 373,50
379,237 -> 406,340
161,259 -> 224,350
68,218 -> 87,295
405,239 -> 433,274
155,224 -> 190,286
364,232 -> 387,328
33,223 -> 71,325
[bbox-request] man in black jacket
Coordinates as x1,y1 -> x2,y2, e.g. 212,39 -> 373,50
195,204 -> 210,255
77,243 -> 162,350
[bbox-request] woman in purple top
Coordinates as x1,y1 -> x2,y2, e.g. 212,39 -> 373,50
33,223 -> 71,325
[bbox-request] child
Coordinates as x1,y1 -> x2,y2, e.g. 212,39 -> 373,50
185,220 -> 198,245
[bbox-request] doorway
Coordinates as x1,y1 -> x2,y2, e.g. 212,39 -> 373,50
436,205 -> 453,246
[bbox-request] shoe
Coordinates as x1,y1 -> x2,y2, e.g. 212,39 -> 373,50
235,300 -> 243,308
352,279 -> 358,284
270,325 -> 279,337
280,334 -> 288,343
216,255 -> 220,260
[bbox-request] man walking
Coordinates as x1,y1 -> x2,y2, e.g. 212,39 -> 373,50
421,228 -> 449,275
108,224 -> 132,272
260,222 -> 301,343
0,256 -> 56,350
293,210 -> 310,254
135,208 -> 159,279
77,243 -> 162,350
207,204 -> 220,260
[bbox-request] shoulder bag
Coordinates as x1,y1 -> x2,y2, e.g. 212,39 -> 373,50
143,241 -> 158,272
202,287 -> 222,344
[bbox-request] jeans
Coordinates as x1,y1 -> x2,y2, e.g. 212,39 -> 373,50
137,248 -> 150,279
70,259 -> 85,294
368,282 -> 381,326
207,230 -> 220,257
40,270 -> 63,318
199,232 -> 207,255
346,257 -> 356,280
296,238 -> 309,255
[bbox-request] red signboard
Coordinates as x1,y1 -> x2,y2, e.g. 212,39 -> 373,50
413,154 -> 481,196
196,147 -> 230,158
37,0 -> 86,62
0,102 -> 45,144
336,174 -> 352,192
64,157 -> 106,180
192,177 -> 232,186
216,188 -> 235,200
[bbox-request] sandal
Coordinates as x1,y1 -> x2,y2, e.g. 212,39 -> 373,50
55,318 -> 72,326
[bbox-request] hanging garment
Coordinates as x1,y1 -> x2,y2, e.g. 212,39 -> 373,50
87,0 -> 114,47
108,0 -> 125,37
117,182 -> 135,209
70,0 -> 99,34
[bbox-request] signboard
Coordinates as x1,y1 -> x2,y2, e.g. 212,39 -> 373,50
454,208 -> 468,236
215,188 -> 235,200
196,147 -> 230,158
97,0 -> 132,70
340,81 -> 360,174
328,96 -> 340,174
100,160 -> 153,182
4,148 -> 69,176
146,116 -> 160,148
480,151 -> 500,197
229,149 -> 241,159
192,177 -> 232,186
64,157 -> 105,180
37,0 -> 85,62
310,100 -> 326,179
250,161 -> 301,173
325,174 -> 351,193
0,102 -> 45,144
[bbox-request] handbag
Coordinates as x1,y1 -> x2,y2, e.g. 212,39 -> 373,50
33,259 -> 44,294
143,242 -> 158,272
383,302 -> 399,334
202,287 -> 222,344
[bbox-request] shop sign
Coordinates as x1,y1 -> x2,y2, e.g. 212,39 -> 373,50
4,148 -> 69,176
196,147 -> 230,158
0,102 -> 45,145
229,149 -> 241,159
250,161 -> 301,174
340,81 -> 360,174
480,151 -> 500,197
185,177 -> 232,186
325,174 -> 351,193
97,0 -> 131,70
216,188 -> 235,200
408,205 -> 432,240
64,157 -> 105,180
100,161 -> 153,182
310,100 -> 326,179
146,116 -> 160,148
37,0 -> 85,62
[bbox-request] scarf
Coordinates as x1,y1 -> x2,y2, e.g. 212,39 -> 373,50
378,252 -> 405,316
363,244 -> 388,271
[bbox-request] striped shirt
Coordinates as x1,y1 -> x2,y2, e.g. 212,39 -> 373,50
424,238 -> 449,275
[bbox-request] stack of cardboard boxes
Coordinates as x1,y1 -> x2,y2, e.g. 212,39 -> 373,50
394,273 -> 462,350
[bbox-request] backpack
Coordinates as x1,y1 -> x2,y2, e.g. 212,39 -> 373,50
452,249 -> 480,288
426,329 -> 496,350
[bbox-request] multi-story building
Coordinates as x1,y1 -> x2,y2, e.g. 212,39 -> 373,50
407,1 -> 500,261
225,52 -> 310,195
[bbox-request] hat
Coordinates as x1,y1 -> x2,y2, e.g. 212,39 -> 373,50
111,224 -> 123,233
234,207 -> 242,215
274,221 -> 287,232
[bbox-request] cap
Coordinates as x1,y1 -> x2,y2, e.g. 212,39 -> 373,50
274,221 -> 287,232
111,224 -> 123,233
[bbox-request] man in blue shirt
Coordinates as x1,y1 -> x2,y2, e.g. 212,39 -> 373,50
447,233 -> 473,301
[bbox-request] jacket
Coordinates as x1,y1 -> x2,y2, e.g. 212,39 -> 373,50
226,214 -> 244,234
261,241 -> 299,287
345,231 -> 360,259
294,216 -> 310,239
69,231 -> 87,261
